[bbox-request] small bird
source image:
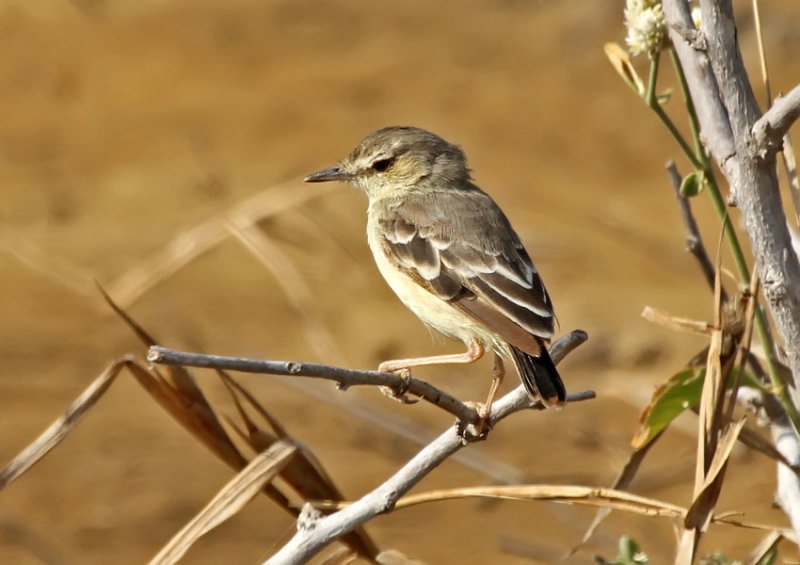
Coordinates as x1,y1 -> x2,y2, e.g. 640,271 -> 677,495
305,126 -> 565,415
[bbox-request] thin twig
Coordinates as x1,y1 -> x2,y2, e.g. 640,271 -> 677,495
263,332 -> 592,565
148,330 -> 589,426
665,160 -> 727,301
752,85 -> 800,155
150,347 -> 480,423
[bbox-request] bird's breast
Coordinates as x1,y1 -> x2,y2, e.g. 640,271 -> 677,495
366,211 -> 500,349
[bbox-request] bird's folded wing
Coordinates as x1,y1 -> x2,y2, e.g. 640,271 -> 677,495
377,197 -> 554,353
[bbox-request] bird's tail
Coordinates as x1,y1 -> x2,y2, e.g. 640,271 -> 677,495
510,344 -> 566,407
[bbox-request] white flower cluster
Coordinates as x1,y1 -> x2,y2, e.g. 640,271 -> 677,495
624,0 -> 667,57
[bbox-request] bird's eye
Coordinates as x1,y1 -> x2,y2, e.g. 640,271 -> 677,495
371,158 -> 394,172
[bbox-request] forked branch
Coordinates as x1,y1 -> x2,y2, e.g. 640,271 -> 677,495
260,331 -> 592,565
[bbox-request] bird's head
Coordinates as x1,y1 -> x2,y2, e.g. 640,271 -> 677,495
304,126 -> 470,199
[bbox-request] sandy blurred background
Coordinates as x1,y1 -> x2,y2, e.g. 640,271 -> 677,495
2,1 -> 799,563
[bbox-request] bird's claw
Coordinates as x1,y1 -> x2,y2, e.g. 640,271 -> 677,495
379,368 -> 419,404
456,401 -> 493,440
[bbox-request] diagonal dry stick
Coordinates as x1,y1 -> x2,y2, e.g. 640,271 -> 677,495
665,160 -> 729,302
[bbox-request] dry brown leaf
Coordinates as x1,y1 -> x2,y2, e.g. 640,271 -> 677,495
217,370 -> 381,560
149,441 -> 297,565
696,328 -> 724,489
0,360 -> 126,490
686,418 -> 746,528
604,42 -> 645,95
98,284 -> 216,405
125,358 -> 251,471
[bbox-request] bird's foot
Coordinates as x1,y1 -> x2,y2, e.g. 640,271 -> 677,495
457,401 -> 493,441
378,367 -> 419,404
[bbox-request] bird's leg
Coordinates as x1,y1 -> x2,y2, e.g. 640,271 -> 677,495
378,339 -> 484,403
478,354 -> 505,421
378,338 -> 484,373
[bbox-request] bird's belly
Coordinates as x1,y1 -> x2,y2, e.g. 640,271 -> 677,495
367,230 -> 501,350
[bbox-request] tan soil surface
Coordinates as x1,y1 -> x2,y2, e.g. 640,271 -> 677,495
2,1 -> 799,563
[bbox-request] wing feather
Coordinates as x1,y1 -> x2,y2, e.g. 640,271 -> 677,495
374,191 -> 555,349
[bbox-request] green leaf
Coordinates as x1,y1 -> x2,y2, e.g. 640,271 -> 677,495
680,170 -> 705,197
610,536 -> 648,564
632,364 -> 761,449
633,368 -> 705,448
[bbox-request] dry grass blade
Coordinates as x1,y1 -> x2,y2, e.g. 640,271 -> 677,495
100,288 -> 249,470
641,306 -> 712,334
218,371 -> 342,499
751,0 -> 799,225
226,221 -> 342,363
217,370 -> 381,560
696,327 -> 724,490
317,547 -> 358,565
390,485 -> 686,518
1,234 -> 96,297
101,293 -> 302,513
106,183 -> 328,307
782,135 -> 800,226
149,441 -> 297,565
743,529 -> 783,565
751,0 -> 772,103
686,417 -> 746,525
569,431 -> 666,556
98,284 -> 211,404
678,228 -> 736,564
0,359 -> 126,490
713,516 -> 796,541
374,549 -> 425,565
124,361 -> 251,471
723,268 -> 760,436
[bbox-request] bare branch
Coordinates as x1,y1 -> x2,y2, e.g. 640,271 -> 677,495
148,330 -> 589,426
663,2 -> 735,164
263,336 -> 592,565
665,0 -> 800,410
773,419 -> 800,540
752,85 -> 800,155
138,331 -> 587,564
149,346 -> 480,423
665,160 -> 726,300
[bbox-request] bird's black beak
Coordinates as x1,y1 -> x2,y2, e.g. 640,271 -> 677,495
303,165 -> 351,183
